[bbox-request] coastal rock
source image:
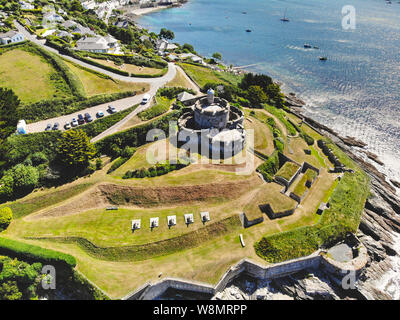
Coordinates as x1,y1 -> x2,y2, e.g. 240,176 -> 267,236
285,93 -> 306,108
390,180 -> 400,189
361,150 -> 384,166
339,136 -> 367,148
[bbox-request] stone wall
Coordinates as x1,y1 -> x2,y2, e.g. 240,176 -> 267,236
123,244 -> 369,300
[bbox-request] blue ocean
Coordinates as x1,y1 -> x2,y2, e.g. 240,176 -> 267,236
138,0 -> 400,183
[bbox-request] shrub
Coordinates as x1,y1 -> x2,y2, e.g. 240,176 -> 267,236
29,152 -> 48,166
107,157 -> 129,174
0,237 -> 76,268
0,207 -> 12,231
120,146 -> 136,159
256,151 -> 280,182
123,161 -> 188,179
95,158 -> 103,170
301,132 -> 315,146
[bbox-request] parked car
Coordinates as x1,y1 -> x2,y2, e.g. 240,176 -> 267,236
71,118 -> 78,127
84,113 -> 93,122
77,114 -> 85,125
107,105 -> 117,114
52,122 -> 59,130
96,111 -> 104,118
141,94 -> 151,105
64,122 -> 71,130
45,123 -> 52,131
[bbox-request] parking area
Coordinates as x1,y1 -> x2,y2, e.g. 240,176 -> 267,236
26,91 -> 152,134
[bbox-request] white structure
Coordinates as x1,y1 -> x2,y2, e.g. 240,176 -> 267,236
19,1 -> 35,10
184,214 -> 194,225
0,31 -> 25,45
131,219 -> 141,230
167,215 -> 177,226
17,120 -> 27,135
75,35 -> 119,53
62,20 -> 96,36
42,12 -> 64,26
150,217 -> 159,228
200,212 -> 210,223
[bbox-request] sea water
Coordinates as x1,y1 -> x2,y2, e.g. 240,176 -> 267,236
138,0 -> 400,184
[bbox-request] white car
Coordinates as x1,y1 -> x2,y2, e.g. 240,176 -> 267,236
71,118 -> 78,127
141,94 -> 151,105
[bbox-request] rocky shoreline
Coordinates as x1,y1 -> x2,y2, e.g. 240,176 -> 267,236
215,99 -> 400,300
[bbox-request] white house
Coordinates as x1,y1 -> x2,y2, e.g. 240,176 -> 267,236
0,31 -> 25,45
19,1 -> 35,10
75,35 -> 119,53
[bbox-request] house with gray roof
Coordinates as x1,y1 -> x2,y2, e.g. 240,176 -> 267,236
0,31 -> 25,45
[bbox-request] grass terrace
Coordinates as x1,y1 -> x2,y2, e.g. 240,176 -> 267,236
275,161 -> 300,181
64,60 -> 149,97
178,63 -> 243,88
88,58 -> 163,76
292,169 -> 318,198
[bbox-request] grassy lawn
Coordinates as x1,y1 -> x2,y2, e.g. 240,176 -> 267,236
292,169 -> 318,197
244,183 -> 297,220
138,95 -> 173,121
167,67 -> 199,92
275,161 -> 300,181
244,116 -> 274,156
0,49 -> 71,103
178,63 -> 242,88
64,60 -> 149,97
89,58 -> 163,75
0,183 -> 94,219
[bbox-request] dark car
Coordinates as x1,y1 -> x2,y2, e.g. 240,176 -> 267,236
45,123 -> 52,131
107,105 -> 117,114
77,114 -> 85,125
84,113 -> 93,122
52,122 -> 59,130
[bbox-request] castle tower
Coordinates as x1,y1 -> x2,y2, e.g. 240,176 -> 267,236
207,88 -> 215,104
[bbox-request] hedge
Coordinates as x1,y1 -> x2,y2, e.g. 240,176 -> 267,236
107,157 -> 129,174
95,110 -> 183,156
0,237 -> 76,268
123,161 -> 188,179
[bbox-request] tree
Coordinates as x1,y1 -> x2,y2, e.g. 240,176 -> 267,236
159,28 -> 175,40
0,87 -> 20,142
0,207 -> 12,231
6,164 -> 39,194
56,129 -> 96,169
182,43 -> 195,54
247,85 -> 268,107
212,52 -> 222,61
0,174 -> 14,200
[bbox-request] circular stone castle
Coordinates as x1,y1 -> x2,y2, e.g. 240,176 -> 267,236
178,89 -> 246,158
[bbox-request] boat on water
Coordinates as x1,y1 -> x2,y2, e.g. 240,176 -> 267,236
280,8 -> 290,22
304,44 -> 312,48
313,46 -> 320,49
246,29 -> 252,32
319,56 -> 328,61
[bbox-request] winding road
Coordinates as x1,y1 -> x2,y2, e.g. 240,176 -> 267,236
14,21 -> 180,141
